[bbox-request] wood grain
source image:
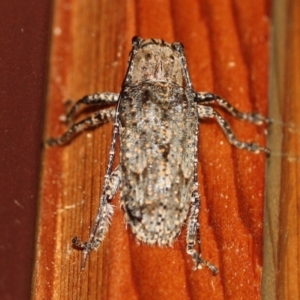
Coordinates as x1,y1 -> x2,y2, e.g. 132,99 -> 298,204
32,0 -> 270,299
263,0 -> 300,299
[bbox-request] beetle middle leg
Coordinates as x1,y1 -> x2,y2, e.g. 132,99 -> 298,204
46,107 -> 116,146
197,105 -> 270,155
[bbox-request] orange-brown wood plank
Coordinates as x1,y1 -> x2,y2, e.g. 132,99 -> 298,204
277,0 -> 300,297
32,0 -> 270,299
263,0 -> 300,299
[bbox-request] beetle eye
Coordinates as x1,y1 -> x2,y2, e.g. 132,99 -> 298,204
132,36 -> 142,46
171,42 -> 184,52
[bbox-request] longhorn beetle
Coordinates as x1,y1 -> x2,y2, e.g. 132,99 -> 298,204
47,36 -> 270,275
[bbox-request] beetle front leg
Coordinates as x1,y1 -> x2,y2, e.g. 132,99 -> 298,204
64,92 -> 119,124
195,92 -> 269,125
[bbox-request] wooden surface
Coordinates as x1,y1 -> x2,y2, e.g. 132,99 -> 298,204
32,0 -> 270,299
263,0 -> 300,299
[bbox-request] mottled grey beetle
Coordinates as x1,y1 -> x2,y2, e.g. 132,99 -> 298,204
47,36 -> 270,275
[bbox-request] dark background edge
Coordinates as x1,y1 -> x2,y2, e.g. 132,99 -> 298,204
0,1 -> 52,299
